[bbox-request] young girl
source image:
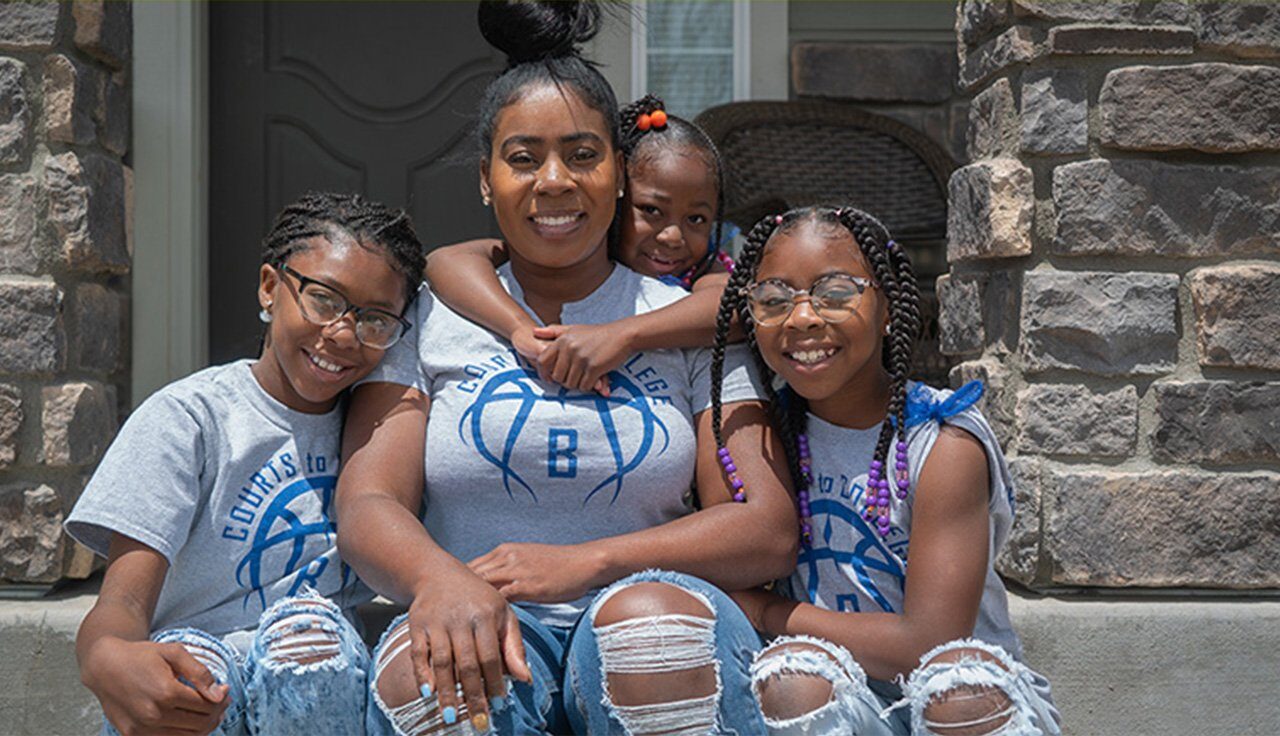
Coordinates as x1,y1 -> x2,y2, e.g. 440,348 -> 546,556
67,192 -> 426,736
709,206 -> 1061,735
426,94 -> 735,395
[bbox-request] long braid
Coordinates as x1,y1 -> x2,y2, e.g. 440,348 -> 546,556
834,208 -> 921,506
710,215 -> 777,450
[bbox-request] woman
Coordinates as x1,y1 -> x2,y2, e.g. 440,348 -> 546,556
336,2 -> 797,735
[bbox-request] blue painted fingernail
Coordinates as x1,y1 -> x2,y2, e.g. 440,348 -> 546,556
492,694 -> 505,711
442,706 -> 458,725
419,683 -> 432,700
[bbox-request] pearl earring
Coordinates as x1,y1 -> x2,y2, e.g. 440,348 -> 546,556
482,195 -> 491,206
884,323 -> 892,335
259,304 -> 273,324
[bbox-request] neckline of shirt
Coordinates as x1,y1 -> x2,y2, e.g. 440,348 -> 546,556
233,359 -> 344,432
498,261 -> 633,326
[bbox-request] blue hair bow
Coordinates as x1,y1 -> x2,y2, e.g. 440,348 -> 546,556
904,380 -> 985,428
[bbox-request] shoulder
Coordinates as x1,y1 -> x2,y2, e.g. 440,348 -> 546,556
134,361 -> 251,427
904,381 -> 993,445
629,268 -> 691,314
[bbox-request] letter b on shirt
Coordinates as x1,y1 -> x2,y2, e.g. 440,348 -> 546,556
547,428 -> 578,479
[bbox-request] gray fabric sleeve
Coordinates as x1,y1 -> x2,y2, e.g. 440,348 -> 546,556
360,288 -> 429,392
64,392 -> 207,563
690,342 -> 765,416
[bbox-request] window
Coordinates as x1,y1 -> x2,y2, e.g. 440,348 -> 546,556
631,0 -> 749,119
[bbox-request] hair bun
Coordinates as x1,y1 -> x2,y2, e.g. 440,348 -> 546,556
478,0 -> 601,66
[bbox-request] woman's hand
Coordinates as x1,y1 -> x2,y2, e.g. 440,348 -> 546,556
533,323 -> 636,396
83,637 -> 229,736
469,542 -> 607,603
406,566 -> 532,730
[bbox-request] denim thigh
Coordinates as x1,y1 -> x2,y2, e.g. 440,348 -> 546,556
241,592 -> 371,735
563,569 -> 768,736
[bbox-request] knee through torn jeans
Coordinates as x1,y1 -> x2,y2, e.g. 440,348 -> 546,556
99,591 -> 371,736
750,636 -> 1061,736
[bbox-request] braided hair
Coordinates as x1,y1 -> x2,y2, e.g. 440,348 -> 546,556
261,191 -> 425,303
709,206 -> 921,502
617,94 -> 728,282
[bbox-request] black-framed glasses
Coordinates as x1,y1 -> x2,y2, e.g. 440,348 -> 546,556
742,273 -> 873,327
277,264 -> 410,350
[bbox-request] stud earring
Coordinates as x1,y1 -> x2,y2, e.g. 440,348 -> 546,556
482,195 -> 491,206
617,189 -> 625,198
884,323 -> 892,336
259,304 -> 273,324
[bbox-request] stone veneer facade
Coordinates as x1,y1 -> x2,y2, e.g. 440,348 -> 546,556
0,1 -> 130,585
945,0 -> 1280,591
0,1 -> 1275,593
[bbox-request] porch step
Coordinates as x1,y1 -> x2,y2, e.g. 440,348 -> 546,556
2,585 -> 1277,735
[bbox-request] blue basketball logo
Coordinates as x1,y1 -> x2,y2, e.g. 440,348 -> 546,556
234,475 -> 348,610
458,366 -> 670,505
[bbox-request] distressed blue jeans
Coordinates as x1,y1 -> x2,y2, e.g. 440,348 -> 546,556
368,570 -> 766,735
100,592 -> 371,736
750,636 -> 1061,736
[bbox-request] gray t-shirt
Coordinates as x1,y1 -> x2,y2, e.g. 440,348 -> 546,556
783,382 -> 1023,659
367,263 -> 761,626
66,360 -> 370,646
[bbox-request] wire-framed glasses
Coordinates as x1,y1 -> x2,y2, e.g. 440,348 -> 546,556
742,273 -> 873,327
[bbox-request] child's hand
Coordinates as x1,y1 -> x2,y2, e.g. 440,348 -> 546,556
84,637 -> 230,735
532,324 -> 635,397
509,324 -> 554,383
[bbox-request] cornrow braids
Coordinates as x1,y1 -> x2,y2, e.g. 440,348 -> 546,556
617,94 -> 728,285
709,206 -> 921,537
261,191 -> 426,303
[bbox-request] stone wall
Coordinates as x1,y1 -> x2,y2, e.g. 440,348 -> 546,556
946,0 -> 1280,591
0,1 -> 130,585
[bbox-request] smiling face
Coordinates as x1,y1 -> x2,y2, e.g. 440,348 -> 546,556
616,145 -> 718,279
751,219 -> 890,419
254,232 -> 407,413
480,83 -> 624,272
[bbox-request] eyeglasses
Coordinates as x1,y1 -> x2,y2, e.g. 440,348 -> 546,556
742,273 -> 873,327
277,264 -> 410,350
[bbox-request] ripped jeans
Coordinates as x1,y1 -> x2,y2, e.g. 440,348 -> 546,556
367,570 -> 766,735
750,636 -> 1061,736
100,592 -> 371,736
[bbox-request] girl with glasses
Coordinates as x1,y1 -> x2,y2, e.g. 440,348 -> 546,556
710,205 -> 1061,735
67,192 -> 426,736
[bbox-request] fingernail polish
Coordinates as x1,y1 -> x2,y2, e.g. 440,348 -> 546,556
442,706 -> 457,725
472,712 -> 490,731
418,683 -> 432,700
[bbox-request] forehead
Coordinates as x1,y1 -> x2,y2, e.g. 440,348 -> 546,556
756,220 -> 874,282
493,83 -> 612,145
286,233 -> 404,309
631,146 -> 716,192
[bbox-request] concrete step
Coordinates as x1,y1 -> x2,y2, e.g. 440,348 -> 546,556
2,587 -> 1278,735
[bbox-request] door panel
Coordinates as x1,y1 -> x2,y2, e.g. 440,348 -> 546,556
210,2 -> 503,362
